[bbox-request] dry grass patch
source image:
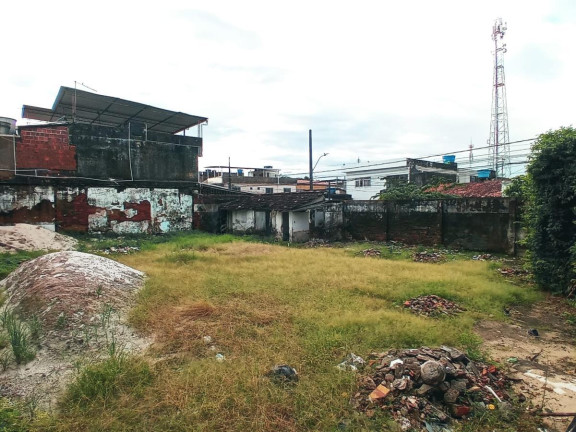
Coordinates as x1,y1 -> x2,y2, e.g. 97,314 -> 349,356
39,236 -> 541,432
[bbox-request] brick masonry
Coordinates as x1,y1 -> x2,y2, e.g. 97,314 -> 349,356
17,126 -> 77,171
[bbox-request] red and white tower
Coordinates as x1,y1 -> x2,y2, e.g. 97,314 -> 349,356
488,18 -> 510,177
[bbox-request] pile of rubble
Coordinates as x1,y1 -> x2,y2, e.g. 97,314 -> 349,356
403,295 -> 465,317
304,238 -> 331,248
412,251 -> 445,263
498,267 -> 529,277
472,253 -> 493,261
359,248 -> 382,257
352,347 -> 513,431
98,246 -> 141,255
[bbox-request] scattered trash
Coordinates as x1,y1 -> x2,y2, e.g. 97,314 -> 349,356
413,251 -> 445,263
98,246 -> 141,255
215,353 -> 225,362
337,353 -> 365,372
202,335 -> 213,344
266,365 -> 298,383
352,346 -> 513,430
506,357 -> 518,364
472,254 -> 493,261
528,329 -> 540,337
402,295 -> 465,317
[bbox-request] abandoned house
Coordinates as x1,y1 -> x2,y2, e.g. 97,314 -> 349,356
0,86 -> 208,233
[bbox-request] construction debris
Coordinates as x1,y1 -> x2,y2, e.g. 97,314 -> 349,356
498,267 -> 529,277
413,251 -> 445,263
98,246 -> 141,255
336,353 -> 366,372
359,248 -> 382,257
304,238 -> 331,248
352,347 -> 513,430
403,295 -> 465,317
472,254 -> 493,261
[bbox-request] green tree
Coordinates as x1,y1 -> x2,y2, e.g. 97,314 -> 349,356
525,127 -> 576,294
375,182 -> 453,201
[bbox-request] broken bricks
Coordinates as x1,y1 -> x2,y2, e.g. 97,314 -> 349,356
353,347 -> 513,430
403,295 -> 465,317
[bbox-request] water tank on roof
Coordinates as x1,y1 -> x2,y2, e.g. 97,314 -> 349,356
263,165 -> 273,169
0,117 -> 16,135
477,169 -> 492,179
237,169 -> 244,176
442,155 -> 456,164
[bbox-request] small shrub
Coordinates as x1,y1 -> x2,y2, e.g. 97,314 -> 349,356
64,356 -> 153,409
28,315 -> 42,343
2,312 -> 35,364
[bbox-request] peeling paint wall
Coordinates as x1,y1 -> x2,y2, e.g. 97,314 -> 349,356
1,185 -> 193,234
56,187 -> 193,234
0,185 -> 55,229
229,210 -> 256,234
291,212 -> 310,242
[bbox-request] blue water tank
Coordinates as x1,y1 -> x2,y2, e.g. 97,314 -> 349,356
477,169 -> 492,178
237,169 -> 244,176
443,155 -> 456,164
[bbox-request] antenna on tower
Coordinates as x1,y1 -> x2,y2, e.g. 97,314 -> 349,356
487,18 -> 510,177
73,81 -> 98,121
469,140 -> 474,165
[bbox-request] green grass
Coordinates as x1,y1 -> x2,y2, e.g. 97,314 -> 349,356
11,234 -> 542,431
0,251 -> 45,281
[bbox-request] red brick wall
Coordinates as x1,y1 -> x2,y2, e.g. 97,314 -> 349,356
17,126 -> 77,170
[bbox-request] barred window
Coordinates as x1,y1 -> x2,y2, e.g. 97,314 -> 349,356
355,177 -> 371,187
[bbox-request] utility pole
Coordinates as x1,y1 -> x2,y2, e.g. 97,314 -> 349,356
308,129 -> 313,191
228,156 -> 232,190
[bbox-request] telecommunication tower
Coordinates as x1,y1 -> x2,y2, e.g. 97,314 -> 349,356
488,18 -> 510,177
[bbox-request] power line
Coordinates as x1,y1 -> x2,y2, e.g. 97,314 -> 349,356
284,138 -> 536,176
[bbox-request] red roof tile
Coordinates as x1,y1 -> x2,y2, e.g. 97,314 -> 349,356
426,179 -> 503,197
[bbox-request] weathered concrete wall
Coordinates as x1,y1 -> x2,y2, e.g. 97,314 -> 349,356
229,210 -> 256,234
291,212 -> 310,242
70,124 -> 200,182
0,136 -> 16,180
344,198 -> 518,253
1,185 -> 193,234
0,185 -> 55,228
388,201 -> 442,246
345,201 -> 387,241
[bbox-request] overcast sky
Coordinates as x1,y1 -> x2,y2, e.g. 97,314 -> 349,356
2,0 -> 575,177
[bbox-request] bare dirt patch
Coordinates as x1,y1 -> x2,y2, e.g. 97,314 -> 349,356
475,296 -> 576,432
0,251 -> 150,410
0,224 -> 77,253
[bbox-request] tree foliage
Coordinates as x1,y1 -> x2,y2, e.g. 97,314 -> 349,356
375,182 -> 454,201
525,127 -> 576,294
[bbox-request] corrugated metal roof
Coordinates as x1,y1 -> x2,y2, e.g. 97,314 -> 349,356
219,191 -> 325,211
22,86 -> 207,135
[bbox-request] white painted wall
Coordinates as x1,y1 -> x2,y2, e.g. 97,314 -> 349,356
86,187 -> 193,234
290,211 -> 310,242
230,209 -> 255,233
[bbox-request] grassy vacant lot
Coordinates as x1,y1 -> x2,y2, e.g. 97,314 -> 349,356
12,234 -> 541,431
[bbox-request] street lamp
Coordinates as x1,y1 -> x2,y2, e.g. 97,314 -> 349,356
309,152 -> 329,191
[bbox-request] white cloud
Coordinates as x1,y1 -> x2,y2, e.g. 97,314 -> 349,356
1,0 -> 574,175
